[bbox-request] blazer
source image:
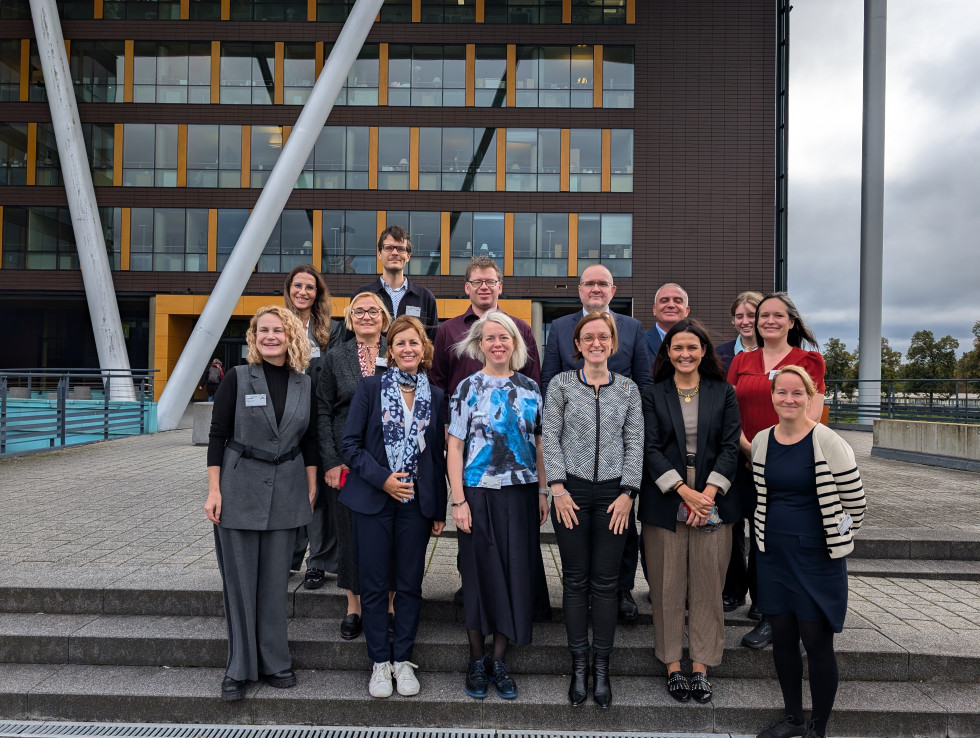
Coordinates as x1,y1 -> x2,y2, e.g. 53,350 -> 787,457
752,423 -> 866,559
351,276 -> 439,340
645,325 -> 664,362
316,336 -> 387,471
541,310 -> 652,396
218,364 -> 314,531
638,377 -> 741,531
339,373 -> 448,521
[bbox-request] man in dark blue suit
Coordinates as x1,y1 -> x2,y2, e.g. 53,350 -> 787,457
644,283 -> 691,362
541,264 -> 652,622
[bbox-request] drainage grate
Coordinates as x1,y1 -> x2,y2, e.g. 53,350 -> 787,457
0,725 -> 752,738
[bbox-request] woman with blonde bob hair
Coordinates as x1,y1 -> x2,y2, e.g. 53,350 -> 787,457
206,304 -> 319,702
454,310 -> 530,370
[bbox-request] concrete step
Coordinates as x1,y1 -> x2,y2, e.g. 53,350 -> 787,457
853,528 -> 980,561
2,612 -> 978,685
849,557 -> 980,580
0,663 -> 975,737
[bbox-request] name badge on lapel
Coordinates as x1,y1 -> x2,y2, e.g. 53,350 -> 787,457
310,345 -> 321,358
245,393 -> 267,407
405,305 -> 422,318
376,357 -> 388,368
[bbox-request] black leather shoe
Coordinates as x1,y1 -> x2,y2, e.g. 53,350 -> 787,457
748,603 -> 763,621
666,670 -> 690,703
756,714 -> 807,738
690,671 -> 712,703
490,660 -> 518,699
464,658 -> 489,699
742,618 -> 773,649
568,651 -> 589,706
723,595 -> 746,612
221,676 -> 246,702
592,651 -> 611,708
340,613 -> 362,640
617,590 -> 638,622
303,568 -> 326,590
263,669 -> 296,688
802,719 -> 824,738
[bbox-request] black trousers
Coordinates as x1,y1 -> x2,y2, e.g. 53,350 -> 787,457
723,459 -> 757,602
552,476 -> 629,654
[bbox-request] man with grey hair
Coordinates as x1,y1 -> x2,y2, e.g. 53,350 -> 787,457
645,282 -> 692,360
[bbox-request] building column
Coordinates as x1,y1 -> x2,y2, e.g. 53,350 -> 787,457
30,0 -> 135,400
156,0 -> 384,431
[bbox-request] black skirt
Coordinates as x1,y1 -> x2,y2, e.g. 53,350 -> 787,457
458,482 -> 541,645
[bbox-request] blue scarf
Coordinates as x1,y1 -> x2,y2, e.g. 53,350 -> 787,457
380,367 -> 432,485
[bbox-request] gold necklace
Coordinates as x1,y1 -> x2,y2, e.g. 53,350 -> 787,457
676,382 -> 700,403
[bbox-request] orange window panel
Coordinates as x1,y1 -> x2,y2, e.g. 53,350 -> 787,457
177,125 -> 187,187
19,40 -> 29,102
562,0 -> 571,23
369,127 -> 379,189
627,0 -> 635,24
307,0 -> 316,22
315,42 -> 324,77
506,45 -> 516,107
465,44 -> 475,106
594,45 -> 603,108
412,0 -> 421,23
274,43 -> 284,105
124,40 -> 134,103
504,212 -> 514,276
560,128 -> 570,192
113,124 -> 124,186
409,127 -> 419,190
26,123 -> 36,186
440,212 -> 450,275
241,126 -> 251,188
601,129 -> 611,192
210,42 -> 220,104
221,0 -> 230,20
312,210 -> 323,270
207,209 -> 218,271
379,44 -> 389,106
94,0 -> 103,18
496,127 -> 506,191
121,208 -> 131,271
180,0 -> 189,19
567,213 -> 578,277
475,0 -> 484,23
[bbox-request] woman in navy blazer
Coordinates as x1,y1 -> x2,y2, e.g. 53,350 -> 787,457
340,315 -> 447,700
638,319 -> 740,705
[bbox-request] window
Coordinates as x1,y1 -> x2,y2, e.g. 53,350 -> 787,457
506,128 -> 559,191
0,40 -> 20,102
188,1 -> 220,20
516,46 -> 593,108
317,0 -> 353,21
0,1 -> 30,19
123,124 -> 178,187
388,45 -> 465,107
513,213 -> 568,277
448,212 -> 505,275
130,208 -> 208,272
299,127 -> 347,190
0,123 -> 28,186
35,124 -> 61,186
569,129 -> 601,192
578,213 -> 632,277
610,129 -> 633,192
283,44 -> 316,105
217,210 -> 249,271
321,210 -> 377,274
419,127 -> 496,191
385,211 -> 443,276
345,127 -> 370,188
334,44 -> 379,106
69,41 -> 124,103
258,210 -> 314,273
570,0 -> 628,24
104,1 -> 180,19
0,206 -> 116,271
420,0 -> 476,23
57,0 -> 94,18
485,0 -> 562,24
231,0 -> 306,21
28,42 -> 46,102
133,42 -> 211,104
250,126 -> 284,188
377,127 -> 410,190
602,46 -> 634,108
187,125 -> 242,188
38,123 -> 114,187
474,46 -> 507,107
220,43 -> 275,105
379,0 -> 412,22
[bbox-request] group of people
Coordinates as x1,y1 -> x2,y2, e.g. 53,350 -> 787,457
206,225 -> 866,738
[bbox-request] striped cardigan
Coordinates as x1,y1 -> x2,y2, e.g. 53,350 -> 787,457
751,423 -> 866,559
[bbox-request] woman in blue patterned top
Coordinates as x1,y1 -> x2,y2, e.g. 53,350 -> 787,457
448,311 -> 549,701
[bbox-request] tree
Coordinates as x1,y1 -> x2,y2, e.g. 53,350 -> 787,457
956,320 -> 980,379
880,337 -> 903,382
823,338 -> 857,397
903,330 -> 959,400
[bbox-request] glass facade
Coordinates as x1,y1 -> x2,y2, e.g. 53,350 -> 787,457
34,123 -> 114,187
0,123 -> 28,186
134,42 -> 211,104
123,124 -> 178,187
2,206 -> 118,270
129,208 -> 208,272
220,43 -> 276,105
187,125 -> 242,188
0,40 -> 19,102
69,41 -> 124,103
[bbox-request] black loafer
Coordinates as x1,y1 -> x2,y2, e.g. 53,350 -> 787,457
464,658 -> 489,699
748,603 -> 763,621
690,671 -> 712,703
263,669 -> 296,688
757,714 -> 807,738
666,670 -> 690,703
617,590 -> 638,622
221,676 -> 246,701
303,568 -> 326,590
742,619 -> 773,649
340,613 -> 362,640
723,595 -> 745,612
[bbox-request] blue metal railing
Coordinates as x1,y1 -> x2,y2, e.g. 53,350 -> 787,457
0,368 -> 157,456
825,378 -> 980,425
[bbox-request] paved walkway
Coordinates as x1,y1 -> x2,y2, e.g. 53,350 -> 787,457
1,427 -> 978,636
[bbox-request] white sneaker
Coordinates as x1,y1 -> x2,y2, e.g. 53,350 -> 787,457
369,661 -> 393,698
392,660 -> 420,696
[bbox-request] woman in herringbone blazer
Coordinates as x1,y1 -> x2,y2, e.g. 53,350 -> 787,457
317,292 -> 390,641
639,318 -> 740,706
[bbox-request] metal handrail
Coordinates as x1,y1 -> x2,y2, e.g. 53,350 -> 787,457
825,377 -> 980,424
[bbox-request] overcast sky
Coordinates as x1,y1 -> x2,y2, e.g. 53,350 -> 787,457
788,0 -> 980,358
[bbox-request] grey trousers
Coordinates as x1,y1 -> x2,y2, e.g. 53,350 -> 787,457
214,525 -> 295,681
644,521 -> 733,667
306,477 -> 339,573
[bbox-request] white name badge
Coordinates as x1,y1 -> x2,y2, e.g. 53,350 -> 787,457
405,305 -> 422,317
376,357 -> 388,367
768,369 -> 778,380
245,393 -> 267,407
480,474 -> 502,490
310,345 -> 321,358
837,513 -> 853,536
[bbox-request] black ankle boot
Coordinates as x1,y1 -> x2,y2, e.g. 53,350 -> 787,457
592,650 -> 611,708
568,650 -> 589,706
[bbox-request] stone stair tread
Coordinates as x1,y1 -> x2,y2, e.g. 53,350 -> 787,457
848,558 -> 980,579
0,663 -> 970,736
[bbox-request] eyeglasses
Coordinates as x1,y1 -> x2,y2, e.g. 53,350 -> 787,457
467,279 -> 500,288
291,282 -> 316,293
580,333 -> 612,345
381,244 -> 410,254
351,307 -> 382,318
580,280 -> 613,289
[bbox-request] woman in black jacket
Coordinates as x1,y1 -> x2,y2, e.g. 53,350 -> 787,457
639,318 -> 740,705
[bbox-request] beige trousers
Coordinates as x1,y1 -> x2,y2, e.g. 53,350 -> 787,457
644,521 -> 732,667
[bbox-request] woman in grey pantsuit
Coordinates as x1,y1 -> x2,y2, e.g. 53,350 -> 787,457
206,305 -> 319,702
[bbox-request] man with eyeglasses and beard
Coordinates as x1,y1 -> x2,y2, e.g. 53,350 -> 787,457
352,225 -> 439,340
541,264 -> 652,624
